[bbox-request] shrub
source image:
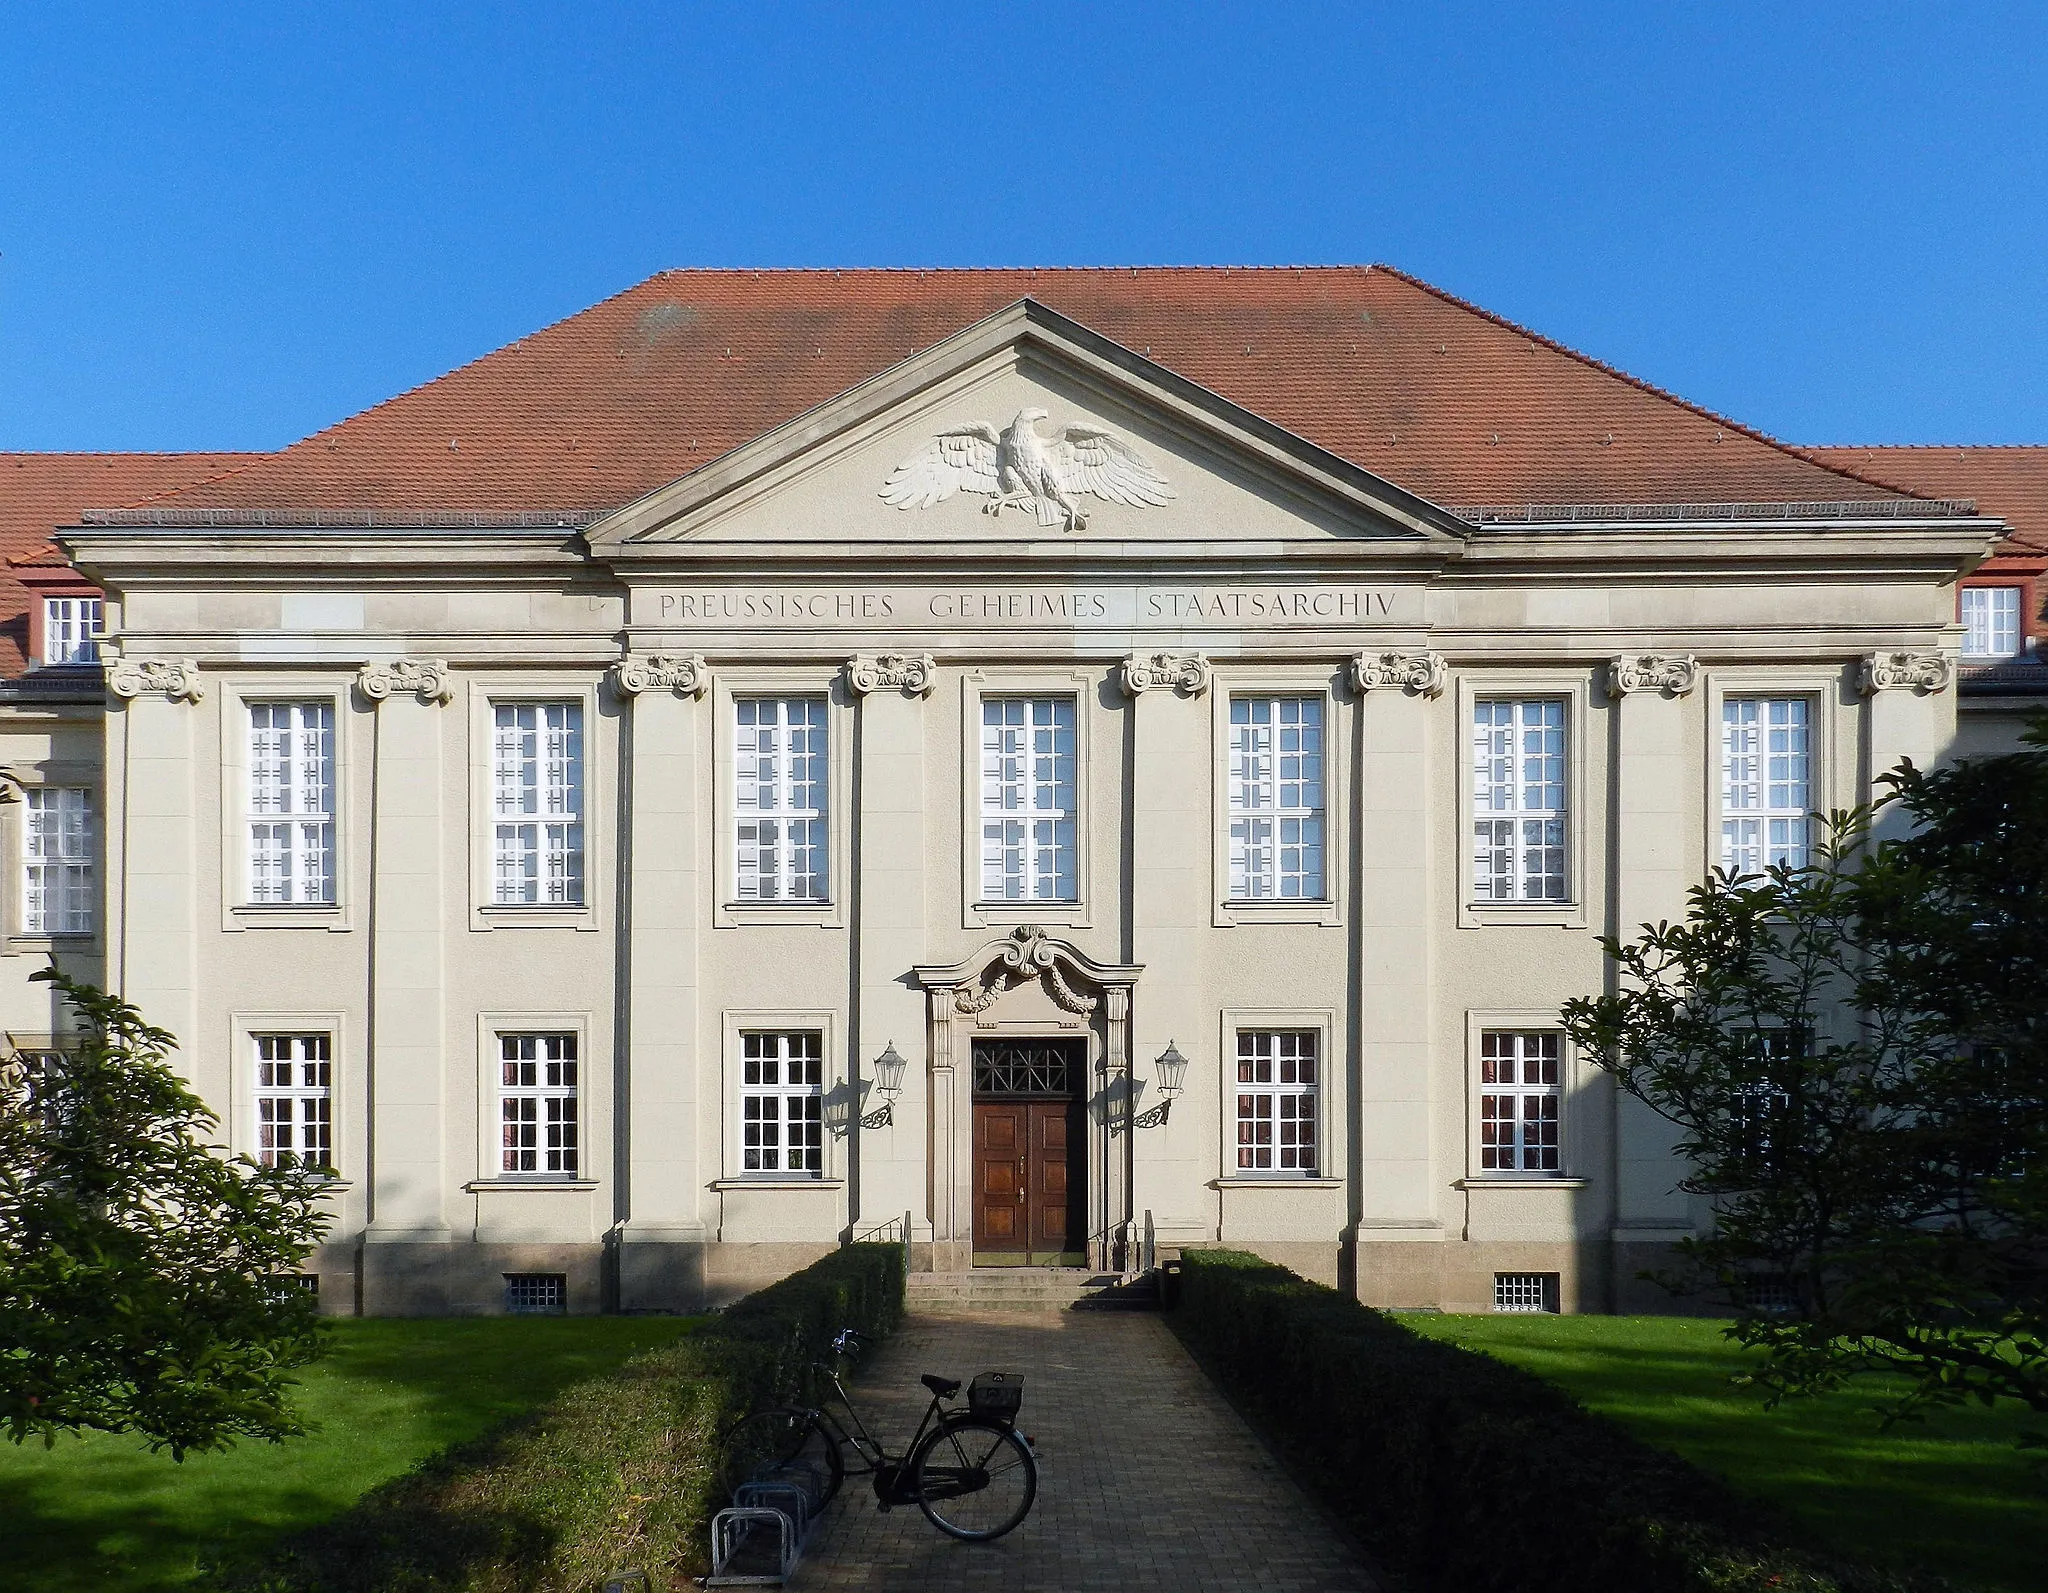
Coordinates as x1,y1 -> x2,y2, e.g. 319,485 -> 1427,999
1169,1248 -> 1949,1593
219,1243 -> 903,1593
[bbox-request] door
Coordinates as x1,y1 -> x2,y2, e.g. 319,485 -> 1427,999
970,1039 -> 1086,1264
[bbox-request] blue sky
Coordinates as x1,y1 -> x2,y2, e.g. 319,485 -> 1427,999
3,2 -> 2044,453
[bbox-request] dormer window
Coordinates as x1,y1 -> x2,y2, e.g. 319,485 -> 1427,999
1961,586 -> 2022,659
41,597 -> 103,667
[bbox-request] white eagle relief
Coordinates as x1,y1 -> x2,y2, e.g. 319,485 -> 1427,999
879,407 -> 1175,531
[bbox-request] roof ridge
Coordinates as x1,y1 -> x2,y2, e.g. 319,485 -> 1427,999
1367,264 -> 1924,504
1810,442 -> 2048,454
645,264 -> 1380,277
117,456 -> 264,510
1,450 -> 263,462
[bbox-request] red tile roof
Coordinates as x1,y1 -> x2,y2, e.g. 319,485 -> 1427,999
0,453 -> 259,674
1808,447 -> 2048,558
125,266 -> 1913,520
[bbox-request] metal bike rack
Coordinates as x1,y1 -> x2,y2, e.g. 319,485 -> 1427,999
707,1455 -> 836,1585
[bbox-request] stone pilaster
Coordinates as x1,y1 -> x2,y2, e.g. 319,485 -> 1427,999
109,663 -> 201,1070
1861,651 -> 1956,835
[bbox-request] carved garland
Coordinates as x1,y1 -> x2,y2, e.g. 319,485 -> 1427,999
356,658 -> 453,704
1351,650 -> 1446,698
1860,650 -> 1954,696
615,653 -> 708,697
107,657 -> 204,702
845,653 -> 937,697
1120,652 -> 1211,697
1607,653 -> 1698,698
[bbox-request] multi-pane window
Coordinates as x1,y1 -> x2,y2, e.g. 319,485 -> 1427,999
735,698 -> 828,902
23,787 -> 93,935
1961,586 -> 2022,659
1228,697 -> 1326,901
255,1033 -> 332,1169
1472,700 -> 1567,902
1494,1273 -> 1557,1313
41,597 -> 103,667
740,1031 -> 824,1176
499,1033 -> 578,1177
492,703 -> 584,905
1234,1030 -> 1319,1176
980,698 -> 1076,902
248,703 -> 335,904
1721,698 -> 1812,877
1479,1031 -> 1562,1174
1733,1028 -> 1802,1175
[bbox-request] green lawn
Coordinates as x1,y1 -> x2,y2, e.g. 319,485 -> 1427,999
1406,1314 -> 2043,1593
0,1316 -> 699,1593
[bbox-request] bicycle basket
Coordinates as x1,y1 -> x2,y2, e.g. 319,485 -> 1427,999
968,1371 -> 1023,1420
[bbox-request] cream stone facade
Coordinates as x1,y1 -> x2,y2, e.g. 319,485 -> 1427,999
2,274 -> 2024,1317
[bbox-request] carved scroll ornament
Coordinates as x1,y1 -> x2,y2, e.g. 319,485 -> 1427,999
615,653 -> 707,698
1351,650 -> 1446,698
107,657 -> 203,703
951,924 -> 1100,1016
845,653 -> 937,697
1607,653 -> 1698,699
357,658 -> 453,705
1120,652 -> 1211,698
1860,650 -> 1955,696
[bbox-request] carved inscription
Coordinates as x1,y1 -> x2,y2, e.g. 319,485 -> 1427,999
651,585 -> 1408,628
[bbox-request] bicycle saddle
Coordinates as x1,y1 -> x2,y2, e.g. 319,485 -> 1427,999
921,1373 -> 962,1398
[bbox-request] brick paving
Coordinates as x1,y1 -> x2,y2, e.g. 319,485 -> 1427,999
792,1309 -> 1378,1592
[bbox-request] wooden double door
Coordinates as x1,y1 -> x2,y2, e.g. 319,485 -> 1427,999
970,1038 -> 1086,1265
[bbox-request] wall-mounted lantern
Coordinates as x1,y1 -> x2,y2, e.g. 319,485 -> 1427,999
1136,1039 -> 1190,1128
863,1041 -> 908,1128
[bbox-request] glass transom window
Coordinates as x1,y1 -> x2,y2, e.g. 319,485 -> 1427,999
41,597 -> 103,667
255,1033 -> 332,1170
1472,700 -> 1567,903
23,787 -> 93,936
1229,697 -> 1326,901
248,702 -> 336,905
492,702 -> 584,906
1479,1031 -> 1562,1174
1961,586 -> 2022,659
1235,1030 -> 1319,1176
980,697 -> 1076,902
499,1033 -> 578,1177
1721,697 -> 1812,876
740,1031 -> 824,1176
734,698 -> 828,902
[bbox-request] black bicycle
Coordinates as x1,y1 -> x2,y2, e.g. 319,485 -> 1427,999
716,1328 -> 1038,1542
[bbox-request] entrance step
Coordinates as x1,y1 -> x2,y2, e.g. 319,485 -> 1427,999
906,1269 -> 1159,1314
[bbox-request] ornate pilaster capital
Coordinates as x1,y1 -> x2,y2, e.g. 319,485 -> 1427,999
107,657 -> 203,703
356,658 -> 453,705
1120,652 -> 1211,698
1859,650 -> 1954,696
845,653 -> 936,697
1351,650 -> 1447,698
1606,653 -> 1698,699
614,653 -> 708,698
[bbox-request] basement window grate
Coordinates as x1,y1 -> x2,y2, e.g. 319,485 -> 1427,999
1493,1272 -> 1558,1314
505,1273 -> 567,1315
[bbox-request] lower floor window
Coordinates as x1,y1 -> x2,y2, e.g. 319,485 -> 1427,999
1235,1030 -> 1318,1175
1479,1031 -> 1562,1174
500,1033 -> 578,1177
255,1033 -> 332,1169
742,1031 -> 823,1175
505,1273 -> 566,1314
1494,1272 -> 1557,1313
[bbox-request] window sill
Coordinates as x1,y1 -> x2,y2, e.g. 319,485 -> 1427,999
1210,1176 -> 1343,1189
1458,902 -> 1585,930
1214,899 -> 1340,928
1456,1177 -> 1587,1190
475,906 -> 596,932
710,1177 -> 845,1191
231,904 -> 348,933
4,933 -> 98,955
465,1178 -> 600,1192
716,901 -> 841,931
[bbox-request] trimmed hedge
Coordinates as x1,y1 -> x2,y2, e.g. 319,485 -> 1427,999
218,1243 -> 903,1593
1169,1248 -> 1950,1593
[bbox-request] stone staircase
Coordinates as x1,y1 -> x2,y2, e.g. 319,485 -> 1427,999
906,1268 -> 1160,1314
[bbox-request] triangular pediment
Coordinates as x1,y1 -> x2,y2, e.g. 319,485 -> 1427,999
585,300 -> 1467,555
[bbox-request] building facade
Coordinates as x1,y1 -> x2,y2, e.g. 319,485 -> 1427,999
3,269 -> 2040,1315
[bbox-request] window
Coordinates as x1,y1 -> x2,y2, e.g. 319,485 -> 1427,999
505,1273 -> 567,1314
1472,700 -> 1567,902
6,1049 -> 63,1124
980,697 -> 1075,902
734,698 -> 828,902
1479,1031 -> 1562,1174
492,703 -> 583,905
1494,1273 -> 1558,1313
740,1031 -> 824,1176
41,597 -> 103,667
1961,587 -> 2022,659
1228,697 -> 1326,901
1732,1027 -> 1801,1175
1234,1030 -> 1319,1175
1721,698 -> 1812,876
499,1033 -> 578,1177
254,1033 -> 332,1169
22,788 -> 93,935
248,703 -> 335,904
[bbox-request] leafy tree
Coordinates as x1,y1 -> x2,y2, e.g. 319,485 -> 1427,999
0,970 -> 330,1458
1563,722 -> 2048,1426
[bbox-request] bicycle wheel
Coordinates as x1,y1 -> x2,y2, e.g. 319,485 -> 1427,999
911,1417 -> 1037,1541
716,1406 -> 845,1509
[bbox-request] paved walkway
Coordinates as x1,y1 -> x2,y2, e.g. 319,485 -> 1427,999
794,1310 -> 1378,1592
